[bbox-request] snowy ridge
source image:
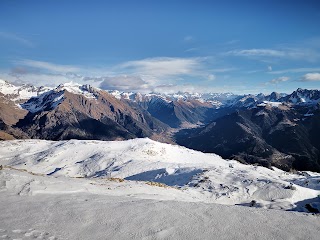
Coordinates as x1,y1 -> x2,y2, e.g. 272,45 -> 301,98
1,138 -> 319,212
0,79 -> 51,101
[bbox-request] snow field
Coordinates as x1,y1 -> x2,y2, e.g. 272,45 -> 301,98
1,138 -> 319,212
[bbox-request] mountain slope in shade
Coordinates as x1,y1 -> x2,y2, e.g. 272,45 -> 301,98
177,103 -> 320,172
16,83 -> 169,141
138,97 -> 217,128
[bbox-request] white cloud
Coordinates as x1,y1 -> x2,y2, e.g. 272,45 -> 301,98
97,75 -> 150,91
268,66 -> 272,71
268,76 -> 290,84
0,32 -> 34,47
300,73 -> 320,82
16,59 -> 80,73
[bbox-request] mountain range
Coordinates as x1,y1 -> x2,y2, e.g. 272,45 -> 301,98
1,79 -> 320,172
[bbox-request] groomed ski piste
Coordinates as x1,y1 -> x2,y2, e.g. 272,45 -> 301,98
1,138 -> 320,239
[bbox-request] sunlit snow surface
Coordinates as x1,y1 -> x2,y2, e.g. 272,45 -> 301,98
1,138 -> 320,239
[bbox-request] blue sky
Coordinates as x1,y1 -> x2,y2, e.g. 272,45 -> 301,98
1,0 -> 320,94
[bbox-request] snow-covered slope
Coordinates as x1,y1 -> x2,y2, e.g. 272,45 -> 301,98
1,168 -> 319,240
1,139 -> 320,239
1,138 -> 319,212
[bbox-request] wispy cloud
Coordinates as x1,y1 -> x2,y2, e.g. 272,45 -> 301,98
0,32 -> 34,47
184,47 -> 198,52
224,39 -> 240,45
16,59 -> 80,73
225,47 -> 320,61
211,68 -> 237,73
300,73 -> 320,82
269,67 -> 320,74
226,49 -> 285,57
183,36 -> 194,42
267,76 -> 290,85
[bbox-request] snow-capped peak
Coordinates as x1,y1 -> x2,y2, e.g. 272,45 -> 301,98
57,82 -> 99,99
19,82 -> 101,113
282,88 -> 320,105
0,79 -> 21,96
